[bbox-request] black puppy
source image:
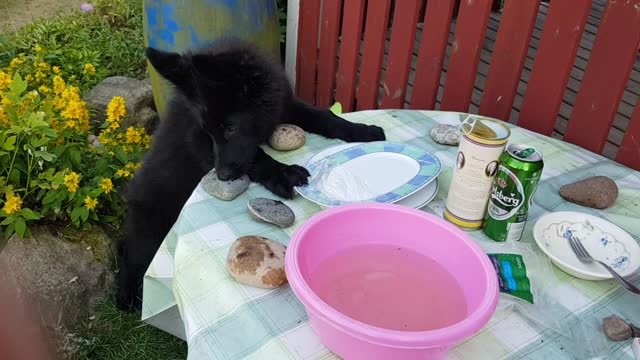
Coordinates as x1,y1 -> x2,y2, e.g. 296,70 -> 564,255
116,39 -> 386,311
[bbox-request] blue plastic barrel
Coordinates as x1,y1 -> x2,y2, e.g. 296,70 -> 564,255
143,0 -> 280,114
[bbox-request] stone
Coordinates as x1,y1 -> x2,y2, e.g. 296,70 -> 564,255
201,169 -> 250,201
602,315 -> 639,341
84,76 -> 156,130
248,198 -> 295,228
0,226 -> 115,333
268,124 -> 306,151
226,236 -> 287,288
430,124 -> 460,145
559,176 -> 618,209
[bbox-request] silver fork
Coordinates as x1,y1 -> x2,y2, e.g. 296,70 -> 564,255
568,236 -> 640,295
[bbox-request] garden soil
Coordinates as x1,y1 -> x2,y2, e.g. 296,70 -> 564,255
1,0 -> 85,30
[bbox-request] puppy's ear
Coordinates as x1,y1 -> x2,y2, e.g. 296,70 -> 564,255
146,47 -> 191,88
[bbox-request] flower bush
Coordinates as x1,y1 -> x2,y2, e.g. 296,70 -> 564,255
0,48 -> 151,238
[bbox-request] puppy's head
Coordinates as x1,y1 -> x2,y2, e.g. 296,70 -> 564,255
146,42 -> 287,180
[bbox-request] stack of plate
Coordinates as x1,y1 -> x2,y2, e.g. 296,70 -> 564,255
295,142 -> 442,209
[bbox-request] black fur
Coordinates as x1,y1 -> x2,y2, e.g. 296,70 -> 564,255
116,39 -> 386,311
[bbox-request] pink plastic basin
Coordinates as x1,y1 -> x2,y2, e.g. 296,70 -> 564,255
285,203 -> 499,360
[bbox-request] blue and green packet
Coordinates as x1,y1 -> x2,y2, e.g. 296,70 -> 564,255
487,253 -> 534,304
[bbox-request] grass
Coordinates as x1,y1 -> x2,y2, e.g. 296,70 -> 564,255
0,0 -> 146,92
68,297 -> 188,360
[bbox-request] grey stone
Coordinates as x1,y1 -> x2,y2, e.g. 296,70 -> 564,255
84,76 -> 155,130
268,124 -> 306,151
226,236 -> 287,289
602,315 -> 633,341
248,198 -> 295,228
202,170 -> 250,201
430,124 -> 460,145
0,226 -> 115,332
560,176 -> 618,209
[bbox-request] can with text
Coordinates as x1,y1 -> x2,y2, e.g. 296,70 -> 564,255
483,145 -> 544,242
444,116 -> 511,230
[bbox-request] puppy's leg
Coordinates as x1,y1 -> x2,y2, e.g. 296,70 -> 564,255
116,203 -> 169,311
288,98 -> 386,142
248,147 -> 310,199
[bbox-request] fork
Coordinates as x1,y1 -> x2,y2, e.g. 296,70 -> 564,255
568,236 -> 640,295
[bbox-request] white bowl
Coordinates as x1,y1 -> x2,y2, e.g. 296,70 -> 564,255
533,211 -> 640,281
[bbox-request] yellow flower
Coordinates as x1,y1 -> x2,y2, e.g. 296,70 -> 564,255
99,178 -> 113,194
35,71 -> 47,81
106,96 -> 126,123
115,169 -> 131,178
0,71 -> 12,90
25,74 -> 34,82
1,96 -> 12,106
64,171 -> 80,193
84,196 -> 98,210
35,45 -> 43,53
52,66 -> 61,74
83,63 -> 96,75
64,120 -> 76,129
38,85 -> 51,94
2,194 -> 22,215
126,127 -> 142,144
53,75 -> 66,94
108,151 -> 115,157
108,121 -> 120,131
9,57 -> 25,68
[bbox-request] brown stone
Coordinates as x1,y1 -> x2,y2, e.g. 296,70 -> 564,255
559,176 -> 618,209
226,236 -> 287,289
602,315 -> 633,341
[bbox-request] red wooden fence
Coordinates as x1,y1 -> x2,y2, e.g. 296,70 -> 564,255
293,0 -> 640,170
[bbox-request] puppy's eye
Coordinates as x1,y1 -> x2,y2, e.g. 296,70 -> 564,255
224,126 -> 238,137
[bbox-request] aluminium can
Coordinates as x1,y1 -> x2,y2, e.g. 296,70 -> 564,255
482,145 -> 544,242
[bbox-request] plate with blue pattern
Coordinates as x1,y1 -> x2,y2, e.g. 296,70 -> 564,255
295,142 -> 441,207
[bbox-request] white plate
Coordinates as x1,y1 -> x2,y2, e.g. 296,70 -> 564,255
303,143 -> 439,209
533,211 -> 640,280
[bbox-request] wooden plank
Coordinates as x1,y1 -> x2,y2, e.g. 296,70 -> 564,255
356,0 -> 392,110
479,0 -> 539,121
380,0 -> 421,109
335,0 -> 365,112
618,104 -> 640,169
440,0 -> 492,111
284,0 -> 300,86
564,0 -> 640,153
409,0 -> 455,110
296,0 -> 321,103
517,0 -> 590,135
315,0 -> 342,108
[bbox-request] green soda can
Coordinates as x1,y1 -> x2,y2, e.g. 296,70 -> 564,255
483,145 -> 544,242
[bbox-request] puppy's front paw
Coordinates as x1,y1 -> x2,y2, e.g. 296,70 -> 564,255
346,123 -> 386,142
264,164 -> 310,199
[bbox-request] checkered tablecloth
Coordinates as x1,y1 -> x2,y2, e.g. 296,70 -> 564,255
141,110 -> 640,360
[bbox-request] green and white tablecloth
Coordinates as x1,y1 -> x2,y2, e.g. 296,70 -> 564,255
141,110 -> 640,360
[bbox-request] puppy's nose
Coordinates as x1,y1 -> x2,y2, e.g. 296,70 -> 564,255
216,168 -> 234,181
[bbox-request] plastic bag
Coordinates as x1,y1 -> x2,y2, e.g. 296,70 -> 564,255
480,240 -> 612,359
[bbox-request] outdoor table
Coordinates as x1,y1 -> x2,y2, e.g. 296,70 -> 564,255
141,110 -> 640,360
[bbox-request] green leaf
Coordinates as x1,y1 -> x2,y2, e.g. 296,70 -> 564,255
20,208 -> 43,220
2,136 -> 16,150
42,128 -> 57,138
8,169 -> 20,184
5,223 -> 15,237
34,150 -> 56,162
14,217 -> 26,238
79,207 -> 89,222
9,73 -> 28,96
71,207 -> 82,222
42,191 -> 57,204
1,216 -> 15,226
69,146 -> 82,166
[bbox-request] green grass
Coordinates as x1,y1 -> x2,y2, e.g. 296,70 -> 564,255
0,0 -> 146,91
68,297 -> 187,360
